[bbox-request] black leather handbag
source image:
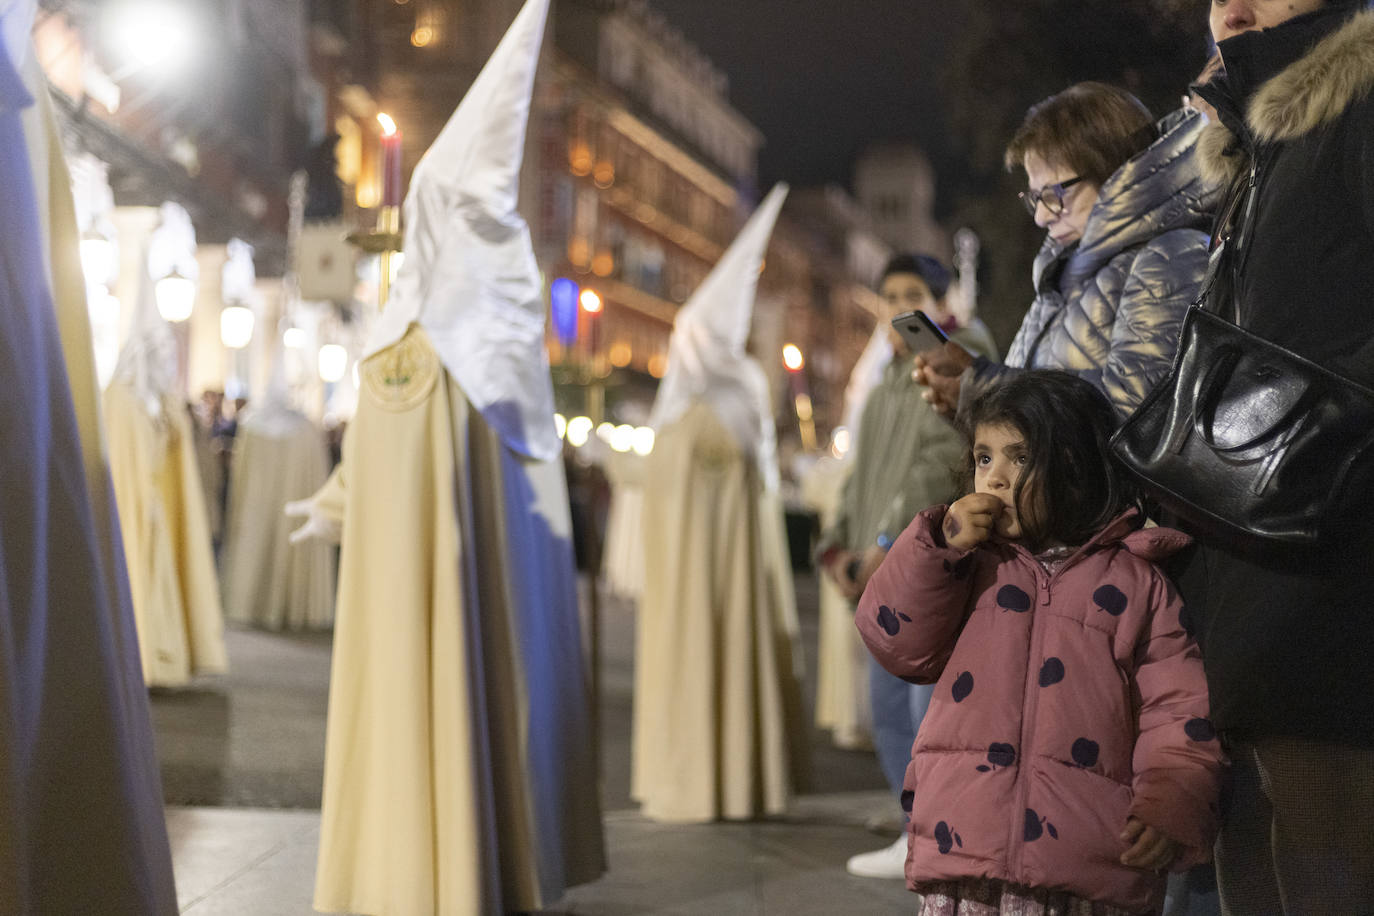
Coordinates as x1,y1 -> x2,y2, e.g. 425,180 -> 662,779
1111,305 -> 1374,553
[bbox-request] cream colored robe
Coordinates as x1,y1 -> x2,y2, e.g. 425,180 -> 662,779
800,456 -> 872,750
600,448 -> 646,602
221,412 -> 335,630
314,328 -> 604,916
104,384 -> 228,686
632,401 -> 808,822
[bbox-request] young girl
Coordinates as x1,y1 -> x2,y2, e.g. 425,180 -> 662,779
856,371 -> 1223,916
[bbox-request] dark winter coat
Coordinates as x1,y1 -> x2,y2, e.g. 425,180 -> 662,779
1185,6 -> 1374,747
973,109 -> 1220,422
857,508 -> 1224,913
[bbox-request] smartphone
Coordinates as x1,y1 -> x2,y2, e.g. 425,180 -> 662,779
891,310 -> 952,356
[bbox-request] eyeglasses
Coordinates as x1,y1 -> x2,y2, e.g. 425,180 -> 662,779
1018,176 -> 1085,217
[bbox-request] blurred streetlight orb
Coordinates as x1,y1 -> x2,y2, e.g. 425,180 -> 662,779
105,1 -> 199,77
782,343 -> 804,372
283,327 -> 306,349
595,421 -> 615,443
831,426 -> 851,459
376,113 -> 397,136
155,270 -> 196,322
631,426 -> 655,456
610,424 -> 635,453
219,305 -> 254,349
554,413 -> 567,439
318,344 -> 349,383
80,235 -> 116,288
579,289 -> 602,314
566,415 -> 593,448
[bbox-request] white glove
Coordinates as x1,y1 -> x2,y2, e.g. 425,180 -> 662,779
285,498 -> 342,545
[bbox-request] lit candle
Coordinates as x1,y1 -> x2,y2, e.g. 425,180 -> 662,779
377,113 -> 402,208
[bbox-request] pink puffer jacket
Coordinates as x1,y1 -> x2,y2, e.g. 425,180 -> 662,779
857,507 -> 1223,913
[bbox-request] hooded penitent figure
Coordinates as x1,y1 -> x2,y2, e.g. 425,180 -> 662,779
600,427 -> 648,602
307,0 -> 604,911
632,184 -> 809,823
104,202 -> 228,687
221,344 -> 335,631
1,2 -> 177,909
804,321 -> 891,750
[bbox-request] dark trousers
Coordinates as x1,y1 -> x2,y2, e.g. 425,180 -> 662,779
1217,737 -> 1374,916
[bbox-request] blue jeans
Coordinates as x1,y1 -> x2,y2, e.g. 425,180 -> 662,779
869,657 -> 934,798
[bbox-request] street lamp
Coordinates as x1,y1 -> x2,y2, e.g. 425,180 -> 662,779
80,231 -> 117,289
102,0 -> 200,80
220,306 -> 254,350
318,344 -> 349,383
155,267 -> 196,322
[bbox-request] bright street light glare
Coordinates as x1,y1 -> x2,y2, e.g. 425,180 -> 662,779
155,271 -> 195,322
782,343 -> 804,372
579,289 -> 603,313
283,327 -> 306,349
220,306 -> 254,349
631,426 -> 655,456
105,1 -> 199,78
318,344 -> 349,383
566,416 -> 593,447
610,424 -> 635,453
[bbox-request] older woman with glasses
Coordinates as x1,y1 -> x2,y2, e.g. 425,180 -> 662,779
917,81 -> 1219,422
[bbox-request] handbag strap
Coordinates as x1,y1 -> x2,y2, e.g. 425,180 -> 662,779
1190,340 -> 1317,453
1197,157 -> 1264,323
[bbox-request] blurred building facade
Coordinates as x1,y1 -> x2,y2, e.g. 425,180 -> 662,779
854,143 -> 949,262
31,0 -> 891,454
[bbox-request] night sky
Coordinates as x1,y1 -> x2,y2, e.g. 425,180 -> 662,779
644,1 -> 971,199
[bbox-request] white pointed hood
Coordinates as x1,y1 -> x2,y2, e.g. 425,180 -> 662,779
648,183 -> 788,488
362,0 -> 557,461
840,320 -> 894,439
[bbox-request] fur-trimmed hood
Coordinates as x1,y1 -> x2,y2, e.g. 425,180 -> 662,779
1198,7 -> 1374,187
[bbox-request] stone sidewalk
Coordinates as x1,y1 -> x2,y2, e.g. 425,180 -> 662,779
158,572 -> 917,913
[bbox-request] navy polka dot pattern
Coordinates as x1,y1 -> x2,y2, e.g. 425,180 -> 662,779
876,605 -> 913,636
901,789 -> 914,813
1092,584 -> 1129,617
997,585 -> 1032,613
1184,718 -> 1217,741
1071,738 -> 1100,767
1023,808 -> 1059,841
1038,657 -> 1065,687
951,671 -> 974,702
978,742 -> 1016,772
934,820 -> 963,854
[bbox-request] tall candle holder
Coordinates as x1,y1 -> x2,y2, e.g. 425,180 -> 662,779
346,205 -> 402,310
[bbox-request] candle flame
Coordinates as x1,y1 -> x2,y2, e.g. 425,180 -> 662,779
376,113 -> 397,136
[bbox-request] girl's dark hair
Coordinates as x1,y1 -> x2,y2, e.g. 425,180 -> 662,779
1004,82 -> 1156,186
961,371 -> 1139,548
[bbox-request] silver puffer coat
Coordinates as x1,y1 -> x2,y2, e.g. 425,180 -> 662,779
980,109 -> 1221,421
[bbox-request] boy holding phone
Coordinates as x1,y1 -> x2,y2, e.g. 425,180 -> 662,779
815,253 -> 996,878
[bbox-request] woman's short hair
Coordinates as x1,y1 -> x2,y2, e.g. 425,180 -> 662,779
1004,82 -> 1157,186
960,370 -> 1139,548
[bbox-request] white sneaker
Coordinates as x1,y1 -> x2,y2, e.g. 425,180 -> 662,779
845,833 -> 909,879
